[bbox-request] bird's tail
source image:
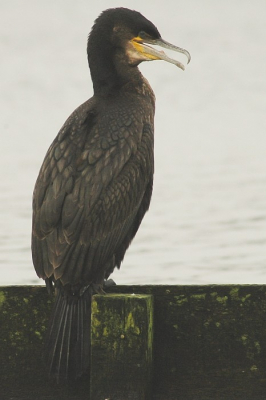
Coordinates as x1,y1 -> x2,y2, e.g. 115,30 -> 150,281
45,288 -> 91,382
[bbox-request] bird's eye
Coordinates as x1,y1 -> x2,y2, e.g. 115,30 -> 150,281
138,31 -> 147,39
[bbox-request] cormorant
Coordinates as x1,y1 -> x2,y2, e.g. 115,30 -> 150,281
32,7 -> 190,381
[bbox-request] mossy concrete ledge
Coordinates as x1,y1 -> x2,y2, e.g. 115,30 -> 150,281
1,285 -> 266,400
90,294 -> 153,400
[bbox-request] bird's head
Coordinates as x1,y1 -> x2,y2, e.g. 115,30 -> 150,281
87,8 -> 191,94
88,7 -> 190,71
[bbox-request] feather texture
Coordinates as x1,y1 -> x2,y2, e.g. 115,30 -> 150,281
45,288 -> 91,382
31,8 -> 159,380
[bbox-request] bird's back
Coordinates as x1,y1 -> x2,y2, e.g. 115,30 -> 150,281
32,81 -> 155,292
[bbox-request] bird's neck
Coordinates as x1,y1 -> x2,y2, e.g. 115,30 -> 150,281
88,47 -> 146,97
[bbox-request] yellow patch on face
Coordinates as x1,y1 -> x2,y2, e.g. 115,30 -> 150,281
130,37 -> 160,61
132,36 -> 143,43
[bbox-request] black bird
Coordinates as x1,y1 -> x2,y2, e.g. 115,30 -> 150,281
32,7 -> 190,381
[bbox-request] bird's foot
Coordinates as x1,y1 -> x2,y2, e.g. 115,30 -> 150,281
103,278 -> 116,289
79,279 -> 116,297
91,283 -> 106,295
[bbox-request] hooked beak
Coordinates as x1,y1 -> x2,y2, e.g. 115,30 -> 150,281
130,36 -> 191,70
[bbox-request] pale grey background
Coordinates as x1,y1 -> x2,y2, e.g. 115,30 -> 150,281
1,0 -> 265,285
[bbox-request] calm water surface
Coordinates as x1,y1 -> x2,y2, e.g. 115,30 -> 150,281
1,0 -> 265,285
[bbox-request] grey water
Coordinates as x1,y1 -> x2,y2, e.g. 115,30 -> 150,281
1,0 -> 266,286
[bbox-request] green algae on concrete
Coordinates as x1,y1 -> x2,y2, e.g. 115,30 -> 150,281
0,290 -> 6,308
90,293 -> 153,400
0,286 -> 91,400
0,286 -> 52,392
2,285 -> 266,400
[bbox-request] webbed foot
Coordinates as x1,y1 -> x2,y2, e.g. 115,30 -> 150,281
103,279 -> 116,289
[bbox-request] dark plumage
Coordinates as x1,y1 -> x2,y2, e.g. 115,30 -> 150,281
32,7 -> 190,381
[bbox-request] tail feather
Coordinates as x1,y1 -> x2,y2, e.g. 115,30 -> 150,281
45,290 -> 91,382
57,302 -> 71,378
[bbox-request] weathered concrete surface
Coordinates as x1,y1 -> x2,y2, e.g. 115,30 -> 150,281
1,285 -> 266,399
110,285 -> 266,400
0,286 -> 89,400
90,294 -> 153,400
